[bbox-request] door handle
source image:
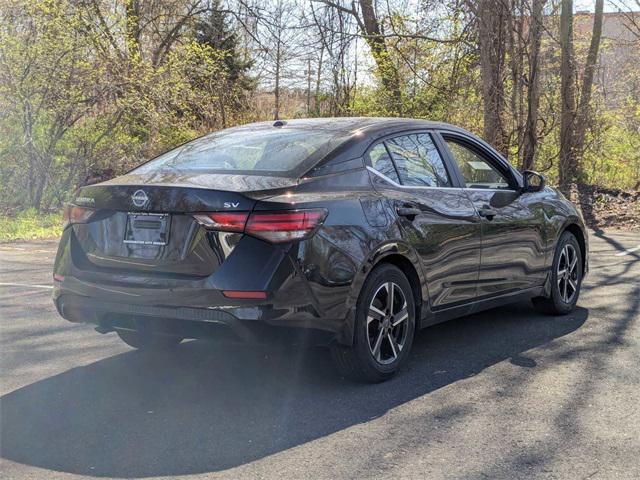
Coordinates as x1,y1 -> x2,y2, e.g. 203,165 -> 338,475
478,207 -> 497,220
396,207 -> 421,217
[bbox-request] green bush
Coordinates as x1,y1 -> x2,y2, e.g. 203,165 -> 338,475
0,209 -> 62,242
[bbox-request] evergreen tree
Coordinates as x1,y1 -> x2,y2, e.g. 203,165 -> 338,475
193,2 -> 255,111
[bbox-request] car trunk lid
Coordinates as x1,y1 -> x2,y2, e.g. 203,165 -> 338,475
69,172 -> 297,276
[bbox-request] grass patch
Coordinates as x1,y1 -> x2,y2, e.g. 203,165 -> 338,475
0,209 -> 63,242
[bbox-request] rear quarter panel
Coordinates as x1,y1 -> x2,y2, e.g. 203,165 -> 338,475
259,169 -> 427,344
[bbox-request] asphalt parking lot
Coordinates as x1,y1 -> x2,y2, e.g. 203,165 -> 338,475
1,230 -> 639,479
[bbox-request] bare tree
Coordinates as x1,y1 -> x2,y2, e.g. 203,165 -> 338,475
559,0 -> 575,192
559,0 -> 605,192
506,0 -> 527,164
573,0 -> 605,162
476,0 -> 509,157
313,0 -> 402,114
251,0 -> 306,119
309,2 -> 359,115
521,0 -> 545,171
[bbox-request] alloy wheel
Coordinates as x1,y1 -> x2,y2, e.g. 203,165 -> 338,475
366,282 -> 410,365
557,244 -> 579,303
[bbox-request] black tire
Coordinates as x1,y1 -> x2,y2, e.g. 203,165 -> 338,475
116,330 -> 183,350
331,264 -> 416,383
533,231 -> 583,315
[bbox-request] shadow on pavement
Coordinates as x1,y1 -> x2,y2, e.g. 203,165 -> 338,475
590,228 -> 640,260
0,302 -> 588,478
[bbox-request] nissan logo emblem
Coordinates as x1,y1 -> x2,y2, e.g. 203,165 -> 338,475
131,189 -> 149,208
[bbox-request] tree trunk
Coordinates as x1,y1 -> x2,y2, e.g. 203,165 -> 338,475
477,0 -> 508,157
573,0 -> 604,169
315,45 -> 324,115
507,0 -> 525,163
32,178 -> 45,212
31,153 -> 53,212
218,96 -> 227,129
307,58 -> 312,115
274,36 -> 281,120
521,0 -> 544,171
358,0 -> 402,115
559,0 -> 576,193
124,0 -> 142,59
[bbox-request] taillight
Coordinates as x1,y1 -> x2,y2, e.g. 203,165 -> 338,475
194,208 -> 327,243
62,204 -> 95,228
245,209 -> 327,243
193,212 -> 249,232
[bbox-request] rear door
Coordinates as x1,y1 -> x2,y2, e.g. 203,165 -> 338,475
366,131 -> 482,308
438,132 -> 547,297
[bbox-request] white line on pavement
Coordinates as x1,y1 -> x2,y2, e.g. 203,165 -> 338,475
0,247 -> 56,253
0,282 -> 53,289
615,245 -> 640,257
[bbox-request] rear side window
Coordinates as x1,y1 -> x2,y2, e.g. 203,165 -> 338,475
386,134 -> 452,187
368,143 -> 400,183
133,127 -> 344,176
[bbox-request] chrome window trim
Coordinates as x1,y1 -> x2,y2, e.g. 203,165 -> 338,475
465,187 -> 518,193
367,166 -> 462,191
367,166 -> 518,193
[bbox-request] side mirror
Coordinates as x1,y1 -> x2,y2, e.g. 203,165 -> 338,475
522,170 -> 545,193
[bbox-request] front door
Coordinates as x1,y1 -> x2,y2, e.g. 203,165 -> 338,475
440,135 -> 547,298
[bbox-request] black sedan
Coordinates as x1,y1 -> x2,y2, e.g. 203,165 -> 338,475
53,118 -> 588,382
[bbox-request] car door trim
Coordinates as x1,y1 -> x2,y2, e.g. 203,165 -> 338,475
366,166 -> 463,191
367,166 -> 518,193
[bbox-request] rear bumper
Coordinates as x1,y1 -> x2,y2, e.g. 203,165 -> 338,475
54,291 -> 339,346
52,223 -> 360,346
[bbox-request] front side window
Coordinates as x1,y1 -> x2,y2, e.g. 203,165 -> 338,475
445,139 -> 511,189
133,127 -> 345,176
385,134 -> 452,187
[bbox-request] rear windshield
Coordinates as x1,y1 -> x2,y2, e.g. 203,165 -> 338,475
133,127 -> 345,177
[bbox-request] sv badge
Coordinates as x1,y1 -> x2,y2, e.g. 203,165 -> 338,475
224,202 -> 240,208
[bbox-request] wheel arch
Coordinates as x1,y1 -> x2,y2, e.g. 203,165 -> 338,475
536,219 -> 588,311
336,241 -> 429,346
374,254 -> 423,327
561,221 -> 588,276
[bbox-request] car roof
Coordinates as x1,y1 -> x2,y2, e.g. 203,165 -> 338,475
237,117 -> 469,136
267,117 -> 517,182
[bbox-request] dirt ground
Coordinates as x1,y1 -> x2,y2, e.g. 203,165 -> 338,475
575,183 -> 640,232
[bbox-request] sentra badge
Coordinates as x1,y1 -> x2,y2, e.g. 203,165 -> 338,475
75,196 -> 95,206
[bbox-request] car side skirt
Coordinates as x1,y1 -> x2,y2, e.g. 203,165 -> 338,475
420,285 -> 546,329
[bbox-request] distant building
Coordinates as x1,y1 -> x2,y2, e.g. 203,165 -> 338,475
574,11 -> 640,108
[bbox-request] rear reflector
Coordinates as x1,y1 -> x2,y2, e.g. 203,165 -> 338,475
194,208 -> 327,243
53,273 -> 65,282
222,290 -> 267,299
63,204 -> 95,228
193,212 -> 249,232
